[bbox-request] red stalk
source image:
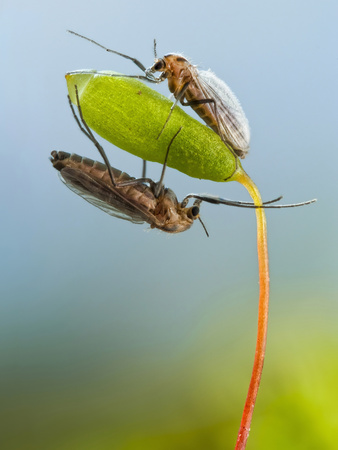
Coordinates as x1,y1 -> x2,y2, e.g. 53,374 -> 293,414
232,168 -> 270,449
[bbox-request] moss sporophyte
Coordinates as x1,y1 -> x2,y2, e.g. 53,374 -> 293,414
66,71 -> 240,181
64,71 -> 316,449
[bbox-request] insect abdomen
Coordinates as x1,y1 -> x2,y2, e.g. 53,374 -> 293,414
51,151 -> 158,213
51,151 -> 129,184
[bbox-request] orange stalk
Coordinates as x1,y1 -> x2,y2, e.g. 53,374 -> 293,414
232,168 -> 269,449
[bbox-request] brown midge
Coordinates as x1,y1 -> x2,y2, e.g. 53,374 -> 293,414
67,31 -> 250,159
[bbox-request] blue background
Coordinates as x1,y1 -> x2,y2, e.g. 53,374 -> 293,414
1,0 -> 337,448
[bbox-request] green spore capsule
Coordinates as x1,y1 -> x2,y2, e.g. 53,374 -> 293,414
66,70 -> 238,182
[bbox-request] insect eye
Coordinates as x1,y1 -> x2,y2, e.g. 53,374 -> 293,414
191,205 -> 200,217
153,59 -> 165,71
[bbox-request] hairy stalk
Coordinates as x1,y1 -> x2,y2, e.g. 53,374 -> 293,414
232,167 -> 269,449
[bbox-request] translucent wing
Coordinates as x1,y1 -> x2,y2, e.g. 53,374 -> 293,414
59,167 -> 157,225
196,69 -> 250,156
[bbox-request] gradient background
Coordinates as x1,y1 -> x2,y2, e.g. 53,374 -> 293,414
1,0 -> 337,448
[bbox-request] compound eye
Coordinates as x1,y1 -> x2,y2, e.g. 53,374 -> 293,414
191,205 -> 200,217
153,59 -> 165,71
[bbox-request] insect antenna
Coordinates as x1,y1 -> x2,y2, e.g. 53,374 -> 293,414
154,127 -> 183,197
153,39 -> 157,60
191,198 -> 209,237
69,85 -> 117,186
198,216 -> 209,237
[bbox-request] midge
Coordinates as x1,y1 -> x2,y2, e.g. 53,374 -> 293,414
51,87 -> 316,235
68,30 -> 250,159
51,150 -> 314,235
51,150 -> 203,234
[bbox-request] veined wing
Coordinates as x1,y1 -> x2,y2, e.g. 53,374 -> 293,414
197,69 -> 250,155
59,167 -> 158,225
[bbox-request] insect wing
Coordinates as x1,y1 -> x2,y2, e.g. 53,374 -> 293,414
197,69 -> 250,155
59,167 -> 152,224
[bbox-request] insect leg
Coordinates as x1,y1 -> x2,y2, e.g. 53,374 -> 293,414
69,86 -> 117,186
154,127 -> 183,197
68,30 -> 148,72
156,82 -> 191,139
178,96 -> 242,175
181,92 -> 242,166
68,86 -> 164,192
107,125 -> 183,191
182,194 -> 284,207
142,160 -> 147,178
181,193 -> 316,209
102,73 -> 162,83
180,98 -> 214,107
67,31 -> 163,83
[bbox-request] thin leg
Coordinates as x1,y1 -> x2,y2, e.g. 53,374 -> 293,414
183,95 -> 240,161
142,160 -> 147,178
68,70 -> 162,84
181,193 -> 316,209
181,98 -> 214,107
69,88 -> 163,191
104,73 -> 162,83
179,94 -> 241,171
68,30 -> 148,72
68,31 -> 164,84
154,127 -> 182,197
69,86 -> 117,186
117,177 -> 155,188
157,82 -> 191,139
182,194 -> 283,208
180,91 -> 242,165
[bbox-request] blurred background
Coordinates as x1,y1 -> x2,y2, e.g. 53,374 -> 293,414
1,0 -> 337,448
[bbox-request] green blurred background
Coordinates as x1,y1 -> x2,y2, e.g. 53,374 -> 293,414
1,0 -> 337,448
